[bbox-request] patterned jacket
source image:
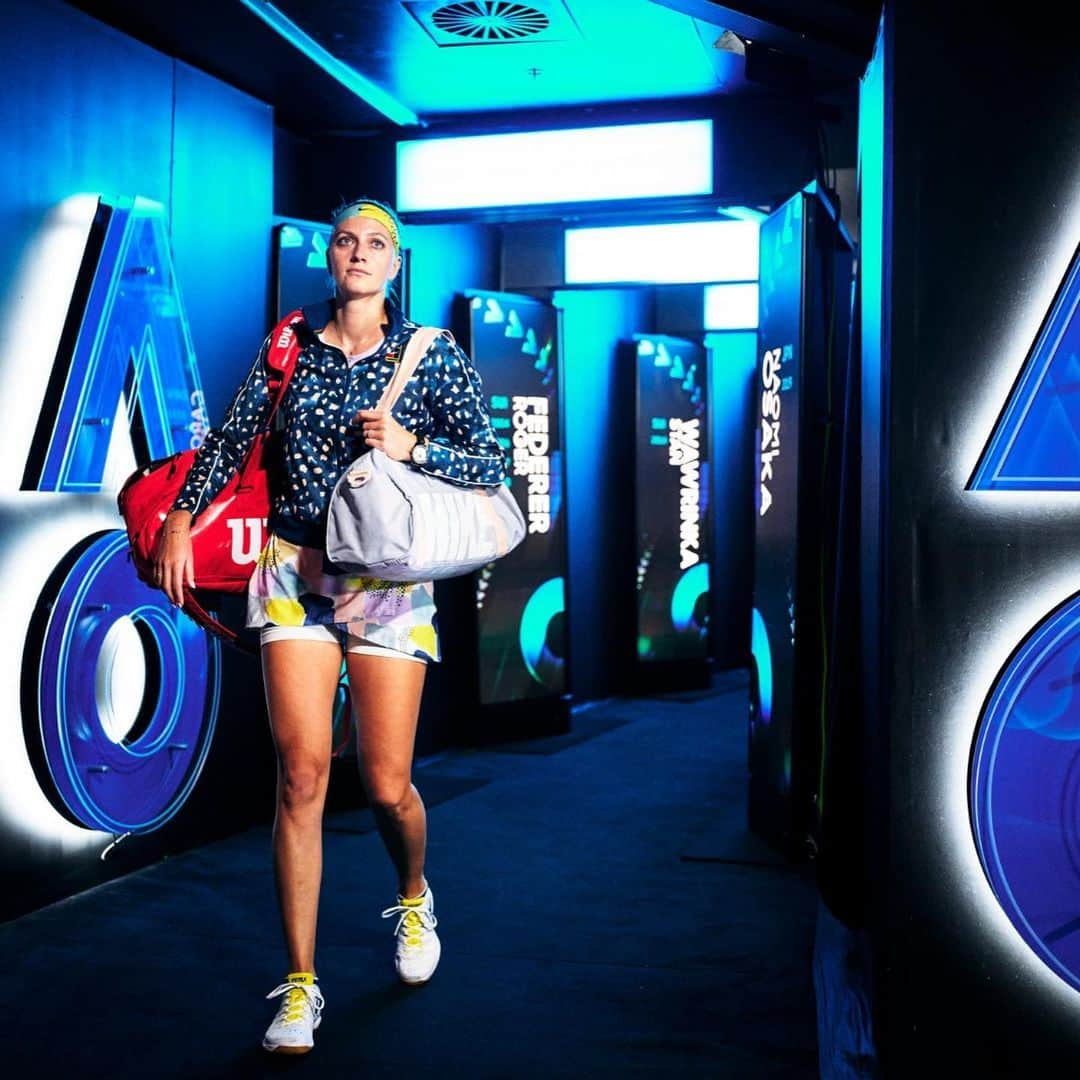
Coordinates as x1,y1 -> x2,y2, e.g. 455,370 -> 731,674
173,299 -> 507,547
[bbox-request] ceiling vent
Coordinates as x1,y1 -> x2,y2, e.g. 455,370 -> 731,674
404,1 -> 581,46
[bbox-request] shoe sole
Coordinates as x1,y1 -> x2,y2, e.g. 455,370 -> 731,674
262,1016 -> 321,1053
398,943 -> 441,985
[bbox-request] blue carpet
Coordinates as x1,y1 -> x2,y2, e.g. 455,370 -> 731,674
0,686 -> 817,1078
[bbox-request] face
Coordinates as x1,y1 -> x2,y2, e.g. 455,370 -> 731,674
327,215 -> 401,300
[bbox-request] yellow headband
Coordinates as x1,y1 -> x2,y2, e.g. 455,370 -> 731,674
334,201 -> 400,251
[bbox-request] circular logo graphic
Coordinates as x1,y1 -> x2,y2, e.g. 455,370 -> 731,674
671,562 -> 709,636
519,576 -> 565,691
751,606 -> 773,726
24,530 -> 220,834
970,591 -> 1080,990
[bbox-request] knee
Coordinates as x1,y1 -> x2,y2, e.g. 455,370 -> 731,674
278,758 -> 330,815
365,778 -> 414,820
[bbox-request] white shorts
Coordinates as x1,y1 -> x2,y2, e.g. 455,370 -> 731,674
259,624 -> 427,664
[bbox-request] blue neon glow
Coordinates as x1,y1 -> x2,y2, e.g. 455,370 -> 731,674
397,120 -> 713,212
565,219 -> 758,285
671,562 -> 710,632
37,531 -> 220,834
34,198 -> 207,493
969,243 -> 1080,490
519,576 -> 565,688
238,0 -> 418,126
721,205 -> 769,224
751,607 -> 773,725
25,193 -> 224,836
704,283 -> 759,330
970,591 -> 1080,991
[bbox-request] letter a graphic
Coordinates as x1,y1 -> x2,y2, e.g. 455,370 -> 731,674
969,243 -> 1080,490
21,196 -> 206,494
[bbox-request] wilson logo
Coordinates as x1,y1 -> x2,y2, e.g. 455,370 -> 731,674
275,326 -> 294,350
226,517 -> 267,564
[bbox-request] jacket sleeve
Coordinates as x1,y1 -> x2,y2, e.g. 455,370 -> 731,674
418,332 -> 508,487
172,335 -> 274,518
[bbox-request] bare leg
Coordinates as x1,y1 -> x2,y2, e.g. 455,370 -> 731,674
262,640 -> 343,973
347,653 -> 428,898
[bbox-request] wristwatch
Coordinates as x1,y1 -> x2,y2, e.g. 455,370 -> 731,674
410,435 -> 429,466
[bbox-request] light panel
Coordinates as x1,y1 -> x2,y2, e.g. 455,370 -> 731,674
704,282 -> 759,329
565,219 -> 758,285
397,120 -> 713,212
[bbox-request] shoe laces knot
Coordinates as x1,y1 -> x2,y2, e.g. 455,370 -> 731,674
381,901 -> 437,950
266,981 -> 323,1025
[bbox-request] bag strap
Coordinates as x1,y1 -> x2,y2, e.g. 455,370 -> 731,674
182,591 -> 257,655
264,309 -> 305,422
375,327 -> 447,413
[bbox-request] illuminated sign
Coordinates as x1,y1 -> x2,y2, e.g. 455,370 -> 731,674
465,292 -> 567,704
565,219 -> 758,285
750,191 -> 803,807
967,242 -> 1080,991
512,396 -> 552,533
633,336 -> 709,663
274,219 -> 332,320
758,345 -> 794,516
5,195 -> 220,842
704,282 -> 759,330
669,417 -> 702,570
23,196 -> 207,492
969,243 -> 1080,490
398,120 -> 713,212
970,590 -> 1080,991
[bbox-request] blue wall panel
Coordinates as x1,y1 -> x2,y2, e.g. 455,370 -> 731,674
0,1 -> 172,311
0,0 -> 275,920
171,61 -> 274,420
553,288 -> 653,699
706,331 -> 756,668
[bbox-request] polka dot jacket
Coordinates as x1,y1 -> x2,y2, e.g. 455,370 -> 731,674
173,298 -> 508,547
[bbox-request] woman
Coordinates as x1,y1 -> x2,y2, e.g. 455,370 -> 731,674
153,198 -> 506,1055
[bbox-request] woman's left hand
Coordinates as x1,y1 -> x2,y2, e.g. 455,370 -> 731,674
355,408 -> 417,461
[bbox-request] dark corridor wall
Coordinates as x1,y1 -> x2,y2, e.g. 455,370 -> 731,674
868,4 -> 1080,1073
0,0 -> 275,920
554,288 -> 654,700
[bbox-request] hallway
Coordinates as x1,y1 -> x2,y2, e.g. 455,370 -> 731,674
2,676 -> 818,1078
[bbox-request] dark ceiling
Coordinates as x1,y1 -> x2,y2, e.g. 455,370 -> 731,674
67,0 -> 880,136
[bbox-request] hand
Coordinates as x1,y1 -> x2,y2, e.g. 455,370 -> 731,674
153,510 -> 196,607
355,409 -> 418,462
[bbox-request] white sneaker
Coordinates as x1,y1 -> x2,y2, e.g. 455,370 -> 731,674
262,973 -> 324,1054
381,886 -> 441,985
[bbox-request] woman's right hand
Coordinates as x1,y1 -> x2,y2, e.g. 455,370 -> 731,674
154,510 -> 196,607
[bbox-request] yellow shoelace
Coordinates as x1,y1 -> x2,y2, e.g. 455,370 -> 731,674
381,897 -> 437,949
402,908 -> 424,950
265,980 -> 323,1026
282,986 -> 308,1023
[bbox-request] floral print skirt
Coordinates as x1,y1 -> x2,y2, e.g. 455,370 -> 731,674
246,533 -> 440,662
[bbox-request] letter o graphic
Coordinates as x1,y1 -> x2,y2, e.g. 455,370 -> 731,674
23,530 -> 220,834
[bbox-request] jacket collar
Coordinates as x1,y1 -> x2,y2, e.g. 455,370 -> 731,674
299,297 -> 407,349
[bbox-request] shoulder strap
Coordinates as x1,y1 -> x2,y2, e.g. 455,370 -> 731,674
264,309 -> 305,421
376,327 -> 447,413
182,591 -> 255,654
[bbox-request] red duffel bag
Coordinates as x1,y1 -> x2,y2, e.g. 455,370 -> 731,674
117,310 -> 304,647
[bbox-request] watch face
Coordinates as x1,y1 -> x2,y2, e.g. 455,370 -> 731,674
413,443 -> 428,465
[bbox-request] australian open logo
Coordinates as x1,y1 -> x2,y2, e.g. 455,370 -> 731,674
4,195 -> 222,844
